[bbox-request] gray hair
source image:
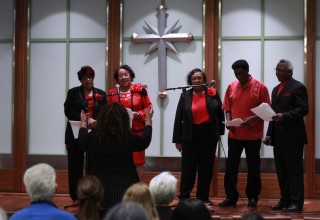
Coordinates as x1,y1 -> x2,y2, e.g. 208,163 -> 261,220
279,59 -> 293,72
0,207 -> 7,220
149,171 -> 177,205
104,202 -> 149,220
23,163 -> 56,202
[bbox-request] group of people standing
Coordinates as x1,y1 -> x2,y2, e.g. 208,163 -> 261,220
64,65 -> 152,209
63,58 -> 308,213
172,59 -> 308,212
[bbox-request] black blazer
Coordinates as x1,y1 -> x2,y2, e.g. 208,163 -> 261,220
64,86 -> 106,145
78,126 -> 152,187
266,78 -> 308,147
172,88 -> 225,143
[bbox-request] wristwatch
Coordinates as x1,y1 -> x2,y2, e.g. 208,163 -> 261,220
136,112 -> 141,119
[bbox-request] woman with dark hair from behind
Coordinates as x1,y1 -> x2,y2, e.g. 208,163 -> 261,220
108,64 -> 152,181
76,175 -> 106,220
171,198 -> 211,220
78,102 -> 153,210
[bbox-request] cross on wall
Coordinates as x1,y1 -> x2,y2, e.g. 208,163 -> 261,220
131,4 -> 193,97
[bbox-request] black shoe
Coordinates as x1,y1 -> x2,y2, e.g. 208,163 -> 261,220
287,203 -> 302,212
248,198 -> 258,207
219,198 -> 237,207
200,199 -> 213,206
271,202 -> 290,210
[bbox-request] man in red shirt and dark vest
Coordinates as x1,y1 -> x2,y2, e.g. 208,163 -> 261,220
219,59 -> 271,208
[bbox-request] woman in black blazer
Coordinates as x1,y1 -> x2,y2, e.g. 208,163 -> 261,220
64,66 -> 106,204
172,68 -> 225,207
78,102 -> 153,210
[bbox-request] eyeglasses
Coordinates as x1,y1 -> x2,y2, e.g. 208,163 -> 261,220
118,73 -> 130,79
191,76 -> 203,81
275,68 -> 289,72
82,75 -> 94,80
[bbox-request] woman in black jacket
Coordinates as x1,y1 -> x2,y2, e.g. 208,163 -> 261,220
78,102 -> 153,210
64,66 -> 106,204
172,68 -> 225,207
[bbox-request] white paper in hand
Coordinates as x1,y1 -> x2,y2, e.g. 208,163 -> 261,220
126,108 -> 133,128
69,120 -> 81,138
250,102 -> 276,121
223,118 -> 243,127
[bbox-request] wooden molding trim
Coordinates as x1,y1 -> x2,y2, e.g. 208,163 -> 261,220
107,0 -> 121,90
305,0 -> 316,197
13,0 -> 28,192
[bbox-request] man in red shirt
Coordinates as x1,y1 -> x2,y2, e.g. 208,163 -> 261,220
219,59 -> 271,208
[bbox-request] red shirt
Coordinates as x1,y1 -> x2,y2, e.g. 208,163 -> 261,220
191,92 -> 210,124
222,75 -> 271,140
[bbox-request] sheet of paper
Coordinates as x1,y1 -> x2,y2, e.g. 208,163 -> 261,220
69,120 -> 91,138
250,102 -> 276,121
126,108 -> 133,128
69,120 -> 81,138
223,118 -> 243,127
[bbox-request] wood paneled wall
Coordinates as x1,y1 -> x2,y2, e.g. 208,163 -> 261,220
1,0 -> 318,198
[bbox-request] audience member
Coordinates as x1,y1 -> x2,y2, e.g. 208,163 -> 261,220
76,175 -> 106,220
10,163 -> 76,220
78,103 -> 153,209
149,172 -> 177,220
241,212 -> 264,220
171,198 -> 211,220
122,182 -> 159,220
103,202 -> 149,220
0,207 -> 7,220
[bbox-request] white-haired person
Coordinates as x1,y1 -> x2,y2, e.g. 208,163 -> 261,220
0,207 -> 7,220
149,172 -> 177,220
10,163 -> 76,220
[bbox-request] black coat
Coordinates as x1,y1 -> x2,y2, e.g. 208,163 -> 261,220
172,88 -> 225,143
266,78 -> 308,147
78,126 -> 152,187
64,86 -> 106,145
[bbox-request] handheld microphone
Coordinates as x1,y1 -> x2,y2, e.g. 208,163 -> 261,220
205,80 -> 216,87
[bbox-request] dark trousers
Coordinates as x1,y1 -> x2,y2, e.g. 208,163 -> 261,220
66,144 -> 84,201
179,123 -> 217,201
273,146 -> 304,207
224,138 -> 261,200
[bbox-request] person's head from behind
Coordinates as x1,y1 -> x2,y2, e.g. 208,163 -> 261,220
232,59 -> 250,85
241,212 -> 264,220
0,207 -> 7,220
103,201 -> 149,220
77,175 -> 104,220
23,163 -> 56,202
123,182 -> 158,220
95,102 -> 130,143
171,198 -> 211,220
149,171 -> 177,205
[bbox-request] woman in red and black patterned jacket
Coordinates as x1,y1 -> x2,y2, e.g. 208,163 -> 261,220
108,65 -> 152,181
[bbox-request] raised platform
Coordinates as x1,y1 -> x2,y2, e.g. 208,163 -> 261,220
1,193 -> 320,219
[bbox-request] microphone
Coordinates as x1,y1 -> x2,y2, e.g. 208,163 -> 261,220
205,80 -> 216,87
115,84 -> 120,95
115,84 -> 120,102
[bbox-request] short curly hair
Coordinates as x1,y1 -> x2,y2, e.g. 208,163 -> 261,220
114,64 -> 135,83
77,66 -> 95,81
186,68 -> 207,85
